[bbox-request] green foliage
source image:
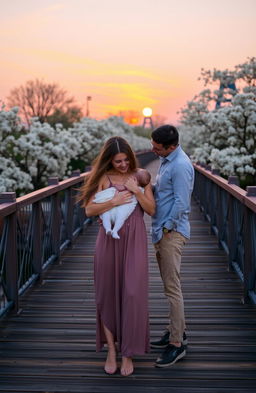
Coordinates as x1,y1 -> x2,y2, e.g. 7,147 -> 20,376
47,106 -> 83,128
68,158 -> 88,173
132,126 -> 151,139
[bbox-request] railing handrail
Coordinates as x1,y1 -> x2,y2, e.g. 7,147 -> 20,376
194,164 -> 256,213
0,173 -> 88,218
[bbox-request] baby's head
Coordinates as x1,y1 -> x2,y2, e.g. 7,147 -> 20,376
135,169 -> 151,187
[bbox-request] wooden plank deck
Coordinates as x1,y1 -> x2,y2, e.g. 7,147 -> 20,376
0,160 -> 256,392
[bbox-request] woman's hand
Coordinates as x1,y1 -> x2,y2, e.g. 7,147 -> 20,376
124,176 -> 140,194
112,190 -> 133,206
85,189 -> 133,217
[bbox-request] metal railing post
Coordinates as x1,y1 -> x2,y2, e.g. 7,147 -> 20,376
48,178 -> 61,262
243,187 -> 256,303
32,201 -> 43,282
1,193 -> 19,313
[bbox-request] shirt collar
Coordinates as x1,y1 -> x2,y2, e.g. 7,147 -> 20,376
160,145 -> 181,164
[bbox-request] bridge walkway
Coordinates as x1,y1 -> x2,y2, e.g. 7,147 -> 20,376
0,160 -> 255,392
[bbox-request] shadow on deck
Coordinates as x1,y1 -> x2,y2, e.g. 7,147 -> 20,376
0,160 -> 256,392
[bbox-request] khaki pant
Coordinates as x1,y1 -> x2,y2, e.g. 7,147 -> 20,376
154,231 -> 186,343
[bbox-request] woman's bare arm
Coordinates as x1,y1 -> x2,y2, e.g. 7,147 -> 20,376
85,176 -> 133,217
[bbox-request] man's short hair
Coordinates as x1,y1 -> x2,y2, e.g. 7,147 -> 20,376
151,125 -> 179,148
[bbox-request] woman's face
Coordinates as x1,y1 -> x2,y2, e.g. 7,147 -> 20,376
111,153 -> 130,174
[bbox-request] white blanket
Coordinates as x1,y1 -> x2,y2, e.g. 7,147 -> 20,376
93,186 -> 143,239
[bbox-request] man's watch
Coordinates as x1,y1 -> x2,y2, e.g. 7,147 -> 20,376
163,227 -> 172,233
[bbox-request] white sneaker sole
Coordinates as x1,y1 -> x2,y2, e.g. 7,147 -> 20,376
155,349 -> 186,368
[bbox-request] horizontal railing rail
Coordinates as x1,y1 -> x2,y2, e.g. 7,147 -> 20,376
193,164 -> 256,304
0,150 -> 157,318
0,171 -> 91,317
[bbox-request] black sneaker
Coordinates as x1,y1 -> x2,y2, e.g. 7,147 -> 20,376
182,332 -> 188,346
155,344 -> 186,367
150,331 -> 188,348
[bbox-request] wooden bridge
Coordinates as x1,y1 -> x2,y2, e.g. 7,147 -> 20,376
0,154 -> 256,392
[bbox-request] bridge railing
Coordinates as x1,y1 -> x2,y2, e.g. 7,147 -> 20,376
2,152 -> 254,317
0,170 -> 92,317
193,164 -> 256,304
0,151 -> 156,318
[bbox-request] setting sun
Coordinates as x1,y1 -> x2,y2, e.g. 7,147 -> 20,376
142,107 -> 153,117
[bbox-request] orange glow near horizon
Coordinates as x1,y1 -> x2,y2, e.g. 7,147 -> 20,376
1,1 -> 256,124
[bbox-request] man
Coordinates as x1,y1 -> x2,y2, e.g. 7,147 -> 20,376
150,124 -> 194,367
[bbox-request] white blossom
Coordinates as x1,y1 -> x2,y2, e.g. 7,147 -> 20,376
179,58 -> 256,186
0,107 -> 150,195
0,157 -> 33,194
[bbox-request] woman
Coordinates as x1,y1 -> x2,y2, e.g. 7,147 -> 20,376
79,136 -> 155,376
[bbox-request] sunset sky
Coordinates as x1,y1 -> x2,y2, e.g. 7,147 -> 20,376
1,0 -> 255,124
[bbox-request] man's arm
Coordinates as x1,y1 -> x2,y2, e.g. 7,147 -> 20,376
163,165 -> 194,231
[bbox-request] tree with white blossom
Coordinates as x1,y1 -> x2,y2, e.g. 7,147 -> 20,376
0,106 -> 151,195
0,106 -> 33,193
192,93 -> 256,186
179,57 -> 256,187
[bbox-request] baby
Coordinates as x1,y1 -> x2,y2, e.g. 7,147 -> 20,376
93,169 -> 151,239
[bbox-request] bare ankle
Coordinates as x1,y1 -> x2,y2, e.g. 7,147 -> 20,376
170,341 -> 181,347
104,349 -> 117,375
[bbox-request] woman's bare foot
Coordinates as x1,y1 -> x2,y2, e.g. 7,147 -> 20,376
104,347 -> 117,375
120,357 -> 134,376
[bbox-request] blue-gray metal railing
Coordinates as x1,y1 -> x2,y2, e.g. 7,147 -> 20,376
0,171 -> 91,317
193,164 -> 256,304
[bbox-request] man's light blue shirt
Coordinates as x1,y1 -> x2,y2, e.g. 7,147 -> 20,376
152,145 -> 195,244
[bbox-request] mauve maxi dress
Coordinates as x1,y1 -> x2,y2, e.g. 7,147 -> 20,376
94,182 -> 150,357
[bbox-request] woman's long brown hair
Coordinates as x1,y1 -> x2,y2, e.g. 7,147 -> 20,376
78,136 -> 138,207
